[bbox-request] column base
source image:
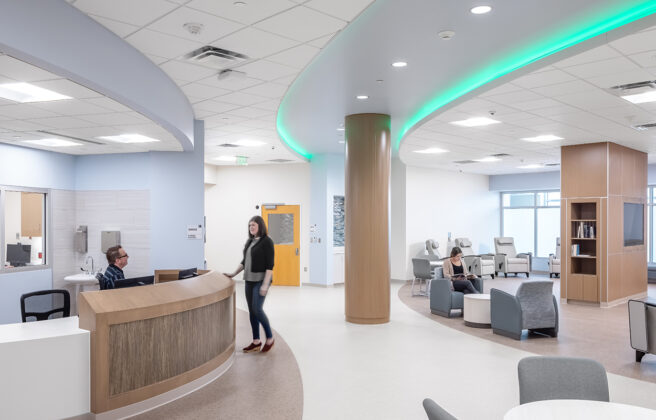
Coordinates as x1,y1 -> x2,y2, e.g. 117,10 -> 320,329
345,315 -> 389,324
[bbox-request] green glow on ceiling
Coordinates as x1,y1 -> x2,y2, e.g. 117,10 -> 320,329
276,107 -> 312,160
396,1 -> 656,149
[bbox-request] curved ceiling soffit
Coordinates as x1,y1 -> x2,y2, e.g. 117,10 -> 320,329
277,0 -> 656,161
0,0 -> 195,151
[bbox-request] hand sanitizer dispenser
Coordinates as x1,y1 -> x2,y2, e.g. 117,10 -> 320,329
75,226 -> 88,253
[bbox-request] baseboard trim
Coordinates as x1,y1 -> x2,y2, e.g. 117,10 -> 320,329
601,291 -> 648,308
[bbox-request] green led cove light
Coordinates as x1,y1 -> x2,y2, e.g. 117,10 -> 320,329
396,1 -> 656,149
276,106 -> 312,160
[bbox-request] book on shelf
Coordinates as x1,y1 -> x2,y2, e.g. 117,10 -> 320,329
571,244 -> 580,256
574,221 -> 595,239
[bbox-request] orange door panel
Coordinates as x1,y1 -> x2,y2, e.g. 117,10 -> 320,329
262,205 -> 300,286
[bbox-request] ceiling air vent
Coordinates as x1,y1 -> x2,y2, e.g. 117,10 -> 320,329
453,160 -> 476,164
631,122 -> 656,131
185,46 -> 248,69
491,153 -> 510,157
545,163 -> 560,167
218,143 -> 239,148
268,159 -> 293,163
610,80 -> 656,91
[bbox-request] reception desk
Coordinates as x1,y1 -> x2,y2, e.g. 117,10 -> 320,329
78,270 -> 235,415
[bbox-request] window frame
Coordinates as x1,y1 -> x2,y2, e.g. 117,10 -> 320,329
0,185 -> 51,273
500,189 -> 561,258
648,185 -> 655,263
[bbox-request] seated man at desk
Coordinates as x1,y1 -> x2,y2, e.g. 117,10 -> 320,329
101,245 -> 128,289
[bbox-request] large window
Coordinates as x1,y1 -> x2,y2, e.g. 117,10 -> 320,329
501,191 -> 560,258
1,187 -> 48,271
649,186 -> 656,262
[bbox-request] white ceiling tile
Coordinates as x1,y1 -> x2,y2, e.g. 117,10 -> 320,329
307,33 -> 336,48
510,98 -> 565,112
563,56 -> 641,80
627,50 -> 656,68
212,27 -> 299,59
160,60 -> 218,83
479,83 -> 524,98
186,0 -> 296,25
212,92 -> 267,106
78,112 -> 149,126
27,116 -> 95,129
267,44 -> 320,69
255,6 -> 345,42
145,53 -> 170,65
0,104 -> 61,119
512,69 -> 577,89
553,45 -> 621,68
252,99 -> 281,111
485,89 -> 544,105
148,7 -> 244,44
31,79 -> 102,99
531,80 -> 596,97
0,120 -> 50,132
88,14 -> 140,38
610,28 -> 656,56
181,82 -> 231,101
532,104 -> 580,117
193,100 -> 241,113
273,74 -> 297,86
234,60 -> 297,81
0,56 -> 58,82
555,90 -> 629,110
240,82 -> 288,98
83,97 -> 133,112
30,99 -> 113,116
304,0 -> 373,21
126,29 -> 203,59
73,0 -> 179,26
196,74 -> 263,91
585,69 -> 656,89
225,107 -> 272,118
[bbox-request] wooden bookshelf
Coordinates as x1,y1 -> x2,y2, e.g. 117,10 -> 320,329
567,201 -> 599,300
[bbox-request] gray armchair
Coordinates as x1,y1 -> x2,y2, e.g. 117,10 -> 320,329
494,237 -> 530,278
455,237 -> 495,278
490,280 -> 558,340
430,276 -> 484,318
629,298 -> 656,362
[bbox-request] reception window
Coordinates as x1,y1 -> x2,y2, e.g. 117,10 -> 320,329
501,190 -> 560,258
1,187 -> 48,270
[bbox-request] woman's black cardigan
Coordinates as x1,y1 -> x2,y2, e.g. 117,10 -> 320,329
241,235 -> 275,273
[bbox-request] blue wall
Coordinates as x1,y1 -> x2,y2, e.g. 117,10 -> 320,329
489,170 -> 560,191
0,143 -> 75,189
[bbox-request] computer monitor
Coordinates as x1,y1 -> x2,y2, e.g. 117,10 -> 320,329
7,244 -> 31,266
114,275 -> 154,289
178,268 -> 198,280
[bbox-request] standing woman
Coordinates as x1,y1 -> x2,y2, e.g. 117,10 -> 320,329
224,215 -> 275,353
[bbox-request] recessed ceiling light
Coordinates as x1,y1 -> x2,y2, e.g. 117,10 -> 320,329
0,83 -> 71,103
233,139 -> 266,147
521,134 -> 563,142
215,155 -> 237,162
97,134 -> 160,143
438,30 -> 456,40
376,79 -> 384,83
475,156 -> 501,163
621,91 -> 656,104
23,138 -> 81,147
414,147 -> 448,154
470,5 -> 492,14
233,1 -> 247,6
337,127 -> 345,131
391,61 -> 407,68
518,164 -> 544,169
450,117 -> 501,127
356,95 -> 369,100
338,140 -> 345,144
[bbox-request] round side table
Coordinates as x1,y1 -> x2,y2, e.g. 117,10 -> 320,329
463,293 -> 491,328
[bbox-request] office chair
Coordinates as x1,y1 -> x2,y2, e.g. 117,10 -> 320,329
422,398 -> 457,420
517,356 -> 609,404
20,289 -> 71,322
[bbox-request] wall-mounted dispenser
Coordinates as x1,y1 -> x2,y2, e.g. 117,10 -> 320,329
75,226 -> 88,253
101,230 -> 121,253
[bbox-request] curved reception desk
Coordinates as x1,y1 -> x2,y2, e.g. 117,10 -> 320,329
78,271 -> 235,417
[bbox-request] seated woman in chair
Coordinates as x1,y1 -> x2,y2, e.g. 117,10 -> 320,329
443,246 -> 480,294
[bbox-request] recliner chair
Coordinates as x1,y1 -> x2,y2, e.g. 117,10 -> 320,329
425,239 -> 442,261
494,237 -> 530,278
549,238 -> 561,278
455,237 -> 495,278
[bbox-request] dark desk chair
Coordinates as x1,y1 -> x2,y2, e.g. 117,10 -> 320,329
20,289 -> 71,322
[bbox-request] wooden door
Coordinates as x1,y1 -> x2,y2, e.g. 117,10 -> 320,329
261,205 -> 300,286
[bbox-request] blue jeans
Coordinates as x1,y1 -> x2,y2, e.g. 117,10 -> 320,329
245,280 -> 272,340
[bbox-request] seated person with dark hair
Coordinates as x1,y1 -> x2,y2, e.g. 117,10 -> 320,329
442,246 -> 480,294
101,245 -> 128,290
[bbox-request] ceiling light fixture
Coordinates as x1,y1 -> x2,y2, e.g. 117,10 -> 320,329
621,90 -> 656,104
470,5 -> 492,14
215,155 -> 237,162
438,30 -> 456,40
0,83 -> 71,103
450,117 -> 500,127
521,134 -> 563,142
97,134 -> 160,143
233,1 -> 247,6
23,138 -> 81,147
414,147 -> 448,154
183,22 -> 204,35
233,139 -> 266,147
518,164 -> 544,169
356,95 -> 369,100
337,127 -> 345,131
474,156 -> 501,163
391,61 -> 408,68
338,140 -> 345,144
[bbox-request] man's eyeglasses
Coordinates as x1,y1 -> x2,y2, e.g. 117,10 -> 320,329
119,254 -> 129,259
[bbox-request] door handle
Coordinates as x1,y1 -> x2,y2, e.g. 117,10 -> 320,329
295,248 -> 299,256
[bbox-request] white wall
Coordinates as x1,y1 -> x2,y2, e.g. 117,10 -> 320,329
205,163 -> 311,283
404,167 -> 500,279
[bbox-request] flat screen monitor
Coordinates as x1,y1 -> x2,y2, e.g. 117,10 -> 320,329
114,275 -> 154,289
7,244 -> 31,266
624,202 -> 644,246
178,268 -> 198,280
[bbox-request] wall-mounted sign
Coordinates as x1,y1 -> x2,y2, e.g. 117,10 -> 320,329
187,225 -> 203,240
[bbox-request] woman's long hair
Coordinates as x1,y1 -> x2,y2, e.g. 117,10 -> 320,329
450,246 -> 462,258
249,215 -> 268,238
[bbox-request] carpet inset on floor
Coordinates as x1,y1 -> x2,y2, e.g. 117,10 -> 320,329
131,308 -> 303,420
399,276 -> 656,383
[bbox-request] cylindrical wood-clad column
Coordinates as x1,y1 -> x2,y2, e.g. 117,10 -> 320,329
345,113 -> 391,324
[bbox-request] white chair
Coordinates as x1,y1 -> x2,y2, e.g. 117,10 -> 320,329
494,237 -> 530,278
549,238 -> 561,278
455,237 -> 495,278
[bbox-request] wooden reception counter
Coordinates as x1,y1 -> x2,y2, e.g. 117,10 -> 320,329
78,270 -> 235,415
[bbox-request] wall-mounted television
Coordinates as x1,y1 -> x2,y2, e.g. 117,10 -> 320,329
624,202 -> 644,247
